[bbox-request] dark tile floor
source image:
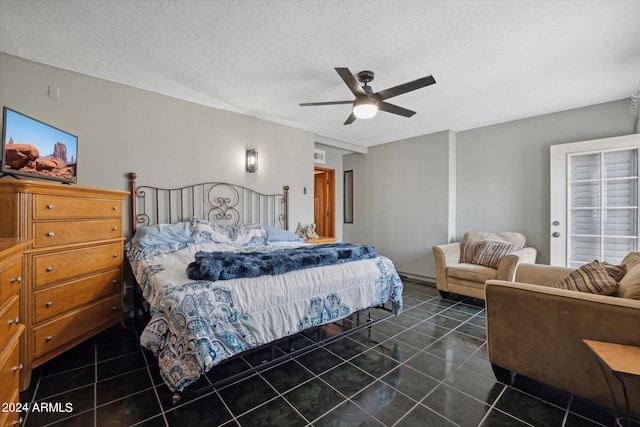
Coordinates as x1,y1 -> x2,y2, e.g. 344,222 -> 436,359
18,278 -> 636,426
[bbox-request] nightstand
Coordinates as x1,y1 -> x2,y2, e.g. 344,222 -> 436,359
582,339 -> 640,427
305,236 -> 337,245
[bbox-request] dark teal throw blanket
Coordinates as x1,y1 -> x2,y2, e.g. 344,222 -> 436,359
187,243 -> 378,281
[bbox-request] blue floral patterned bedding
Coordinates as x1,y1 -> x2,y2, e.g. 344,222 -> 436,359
126,224 -> 403,392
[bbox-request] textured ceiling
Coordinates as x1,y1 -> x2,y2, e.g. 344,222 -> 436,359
1,1 -> 639,148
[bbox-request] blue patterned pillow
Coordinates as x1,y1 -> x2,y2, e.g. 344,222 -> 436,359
189,218 -> 235,244
233,224 -> 267,246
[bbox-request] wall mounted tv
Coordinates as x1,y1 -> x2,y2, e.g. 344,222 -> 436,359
1,107 -> 78,184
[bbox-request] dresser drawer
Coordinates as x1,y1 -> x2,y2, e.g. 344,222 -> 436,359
0,389 -> 22,427
34,269 -> 121,323
33,295 -> 122,360
33,219 -> 122,248
33,195 -> 122,220
0,339 -> 21,413
0,258 -> 22,307
33,243 -> 122,289
0,295 -> 21,348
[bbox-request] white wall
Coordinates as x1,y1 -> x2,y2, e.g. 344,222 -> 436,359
0,53 -> 315,234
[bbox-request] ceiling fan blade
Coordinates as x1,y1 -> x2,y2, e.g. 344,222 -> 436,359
299,101 -> 353,107
335,68 -> 367,97
379,102 -> 416,117
344,112 -> 357,125
376,75 -> 436,100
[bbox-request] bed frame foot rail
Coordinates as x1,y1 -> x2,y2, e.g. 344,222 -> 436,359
169,303 -> 396,403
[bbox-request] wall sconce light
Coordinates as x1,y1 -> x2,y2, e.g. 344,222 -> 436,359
246,149 -> 258,173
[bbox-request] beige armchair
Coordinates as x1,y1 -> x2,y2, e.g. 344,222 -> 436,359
432,231 -> 537,299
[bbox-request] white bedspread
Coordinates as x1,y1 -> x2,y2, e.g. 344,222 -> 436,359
127,241 -> 403,392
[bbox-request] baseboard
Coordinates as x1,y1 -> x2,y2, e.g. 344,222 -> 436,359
398,271 -> 436,284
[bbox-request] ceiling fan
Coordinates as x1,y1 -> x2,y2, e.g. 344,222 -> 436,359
299,67 -> 436,125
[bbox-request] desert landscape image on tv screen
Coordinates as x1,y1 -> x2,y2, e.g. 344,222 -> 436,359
3,109 -> 78,183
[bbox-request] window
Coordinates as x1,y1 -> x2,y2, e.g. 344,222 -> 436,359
567,148 -> 639,266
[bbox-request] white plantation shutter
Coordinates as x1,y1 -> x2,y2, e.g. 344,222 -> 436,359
567,148 -> 639,267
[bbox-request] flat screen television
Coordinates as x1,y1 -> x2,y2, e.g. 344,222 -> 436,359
1,107 -> 78,184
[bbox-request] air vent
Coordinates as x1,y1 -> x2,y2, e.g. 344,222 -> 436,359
314,149 -> 326,164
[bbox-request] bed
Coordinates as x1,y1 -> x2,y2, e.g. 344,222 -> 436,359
125,173 -> 404,399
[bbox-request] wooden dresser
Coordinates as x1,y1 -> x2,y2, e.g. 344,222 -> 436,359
0,180 -> 128,391
0,238 -> 30,427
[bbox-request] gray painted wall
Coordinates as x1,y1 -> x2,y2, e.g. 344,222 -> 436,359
2,53 -> 638,280
346,99 -> 636,279
0,53 -> 315,235
457,99 -> 635,265
343,131 -> 452,277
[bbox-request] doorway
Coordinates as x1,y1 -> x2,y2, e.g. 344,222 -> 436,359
314,167 -> 335,238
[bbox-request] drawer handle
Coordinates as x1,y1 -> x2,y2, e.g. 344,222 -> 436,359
113,254 -> 119,258
10,276 -> 22,284
46,266 -> 55,272
112,306 -> 118,311
113,206 -> 119,211
112,279 -> 118,285
45,336 -> 54,342
8,317 -> 20,325
47,204 -> 54,209
46,301 -> 54,308
112,226 -> 118,231
47,231 -> 55,237
12,363 -> 23,372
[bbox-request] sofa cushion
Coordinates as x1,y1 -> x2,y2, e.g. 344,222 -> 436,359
472,241 -> 517,269
554,260 -> 619,295
447,263 -> 498,283
618,252 -> 640,299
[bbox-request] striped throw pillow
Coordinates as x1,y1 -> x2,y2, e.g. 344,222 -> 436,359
554,260 -> 620,295
462,241 -> 487,263
601,261 -> 627,282
472,241 -> 516,269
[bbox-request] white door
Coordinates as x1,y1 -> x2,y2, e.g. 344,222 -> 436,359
550,134 -> 640,267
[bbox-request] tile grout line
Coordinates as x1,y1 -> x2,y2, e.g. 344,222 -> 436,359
93,340 -> 97,427
561,394 -> 573,427
23,283 -> 622,427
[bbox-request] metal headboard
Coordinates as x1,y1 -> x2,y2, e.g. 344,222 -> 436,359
128,172 -> 289,233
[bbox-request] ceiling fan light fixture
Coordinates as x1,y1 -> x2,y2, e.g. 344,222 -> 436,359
353,97 -> 378,119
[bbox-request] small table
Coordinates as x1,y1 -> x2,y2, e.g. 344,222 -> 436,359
582,339 -> 640,427
305,236 -> 337,245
